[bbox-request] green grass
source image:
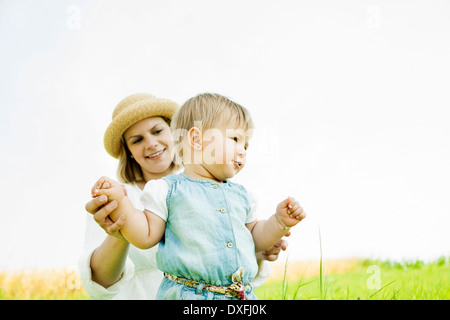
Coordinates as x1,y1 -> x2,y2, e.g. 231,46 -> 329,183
254,256 -> 450,300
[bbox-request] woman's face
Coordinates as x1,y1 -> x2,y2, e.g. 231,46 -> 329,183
123,116 -> 175,180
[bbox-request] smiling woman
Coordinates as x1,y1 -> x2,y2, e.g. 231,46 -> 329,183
121,117 -> 176,188
104,94 -> 180,189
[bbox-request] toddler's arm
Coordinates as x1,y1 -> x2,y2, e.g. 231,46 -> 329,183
92,177 -> 166,249
247,197 -> 305,252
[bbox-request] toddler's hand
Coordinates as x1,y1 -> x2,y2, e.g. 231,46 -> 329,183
91,176 -> 126,203
275,197 -> 306,229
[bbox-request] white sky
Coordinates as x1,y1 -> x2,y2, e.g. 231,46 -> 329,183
1,0 -> 449,269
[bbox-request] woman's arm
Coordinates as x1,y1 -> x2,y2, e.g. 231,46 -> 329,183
90,235 -> 130,288
84,195 -> 130,288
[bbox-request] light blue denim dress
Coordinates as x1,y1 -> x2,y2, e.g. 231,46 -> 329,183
155,173 -> 258,300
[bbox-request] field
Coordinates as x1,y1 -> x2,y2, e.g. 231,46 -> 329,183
0,268 -> 88,300
255,257 -> 450,300
0,257 -> 448,300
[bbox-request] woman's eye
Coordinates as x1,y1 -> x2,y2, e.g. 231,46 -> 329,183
132,138 -> 143,144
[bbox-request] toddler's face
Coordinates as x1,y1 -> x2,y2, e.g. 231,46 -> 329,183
201,120 -> 250,182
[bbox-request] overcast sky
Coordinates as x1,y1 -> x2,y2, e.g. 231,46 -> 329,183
1,0 -> 449,269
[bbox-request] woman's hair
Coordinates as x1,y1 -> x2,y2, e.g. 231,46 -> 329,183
171,93 -> 254,162
116,138 -> 143,184
116,116 -> 181,184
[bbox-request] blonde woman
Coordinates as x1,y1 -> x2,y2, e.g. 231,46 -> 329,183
80,93 -> 288,299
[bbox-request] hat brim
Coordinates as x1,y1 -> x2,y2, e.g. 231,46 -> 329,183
104,98 -> 179,158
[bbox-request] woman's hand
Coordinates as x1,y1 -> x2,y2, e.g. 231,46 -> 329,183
256,231 -> 291,261
85,179 -> 128,240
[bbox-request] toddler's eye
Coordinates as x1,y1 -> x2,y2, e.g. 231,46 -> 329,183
153,129 -> 163,135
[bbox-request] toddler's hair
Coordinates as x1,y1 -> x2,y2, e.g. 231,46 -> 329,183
172,93 -> 253,133
171,93 -> 254,162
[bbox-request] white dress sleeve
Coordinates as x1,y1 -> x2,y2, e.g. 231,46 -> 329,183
140,179 -> 169,221
251,260 -> 272,289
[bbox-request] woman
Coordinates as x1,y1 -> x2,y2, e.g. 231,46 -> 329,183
79,93 -> 288,299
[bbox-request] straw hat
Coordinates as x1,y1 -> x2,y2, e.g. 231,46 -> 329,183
104,93 -> 179,158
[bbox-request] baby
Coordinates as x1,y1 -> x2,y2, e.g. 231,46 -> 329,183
93,93 -> 306,299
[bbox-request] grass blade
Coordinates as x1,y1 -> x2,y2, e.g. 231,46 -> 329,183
369,280 -> 396,299
319,228 -> 323,300
282,254 -> 289,300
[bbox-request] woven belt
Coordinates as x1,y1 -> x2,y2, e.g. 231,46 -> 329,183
164,268 -> 250,300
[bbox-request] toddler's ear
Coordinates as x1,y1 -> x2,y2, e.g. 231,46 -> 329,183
188,127 -> 203,150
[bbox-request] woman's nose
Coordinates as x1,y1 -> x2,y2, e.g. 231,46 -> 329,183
144,135 -> 158,149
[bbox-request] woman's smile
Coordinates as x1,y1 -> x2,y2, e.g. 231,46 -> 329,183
146,149 -> 165,160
